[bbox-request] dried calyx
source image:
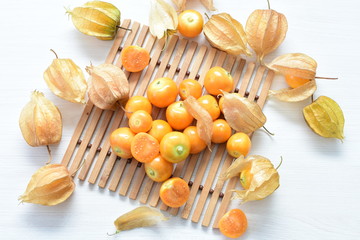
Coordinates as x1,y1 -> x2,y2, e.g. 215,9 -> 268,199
184,96 -> 213,149
221,155 -> 280,203
245,5 -> 288,63
303,96 -> 344,141
220,90 -> 266,134
44,49 -> 87,104
204,13 -> 251,56
149,0 -> 178,41
19,91 -> 62,162
66,1 -> 121,40
111,206 -> 168,234
19,164 -> 75,206
172,0 -> 216,12
86,63 -> 130,110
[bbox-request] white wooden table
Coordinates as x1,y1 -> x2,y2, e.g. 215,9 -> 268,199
1,0 -> 360,239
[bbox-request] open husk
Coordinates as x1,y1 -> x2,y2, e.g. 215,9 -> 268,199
113,206 -> 168,234
268,80 -> 317,102
19,164 -> 75,206
149,0 -> 178,40
184,96 -> 213,149
303,96 -> 345,140
172,0 -> 216,11
44,50 -> 87,104
19,91 -> 62,147
267,53 -> 317,80
246,9 -> 288,62
221,91 -> 266,134
86,63 -> 129,110
66,1 -> 121,40
204,13 -> 251,56
221,155 -> 280,204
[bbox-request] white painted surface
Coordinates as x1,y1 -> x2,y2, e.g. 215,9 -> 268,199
1,0 -> 360,239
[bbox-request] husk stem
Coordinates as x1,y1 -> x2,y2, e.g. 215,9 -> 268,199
46,145 -> 52,164
50,49 -> 58,59
262,126 -> 275,136
267,0 -> 271,9
315,76 -> 338,80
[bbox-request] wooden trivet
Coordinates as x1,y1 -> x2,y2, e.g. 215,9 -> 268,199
61,19 -> 274,228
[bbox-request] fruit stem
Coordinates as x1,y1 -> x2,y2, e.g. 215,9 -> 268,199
276,156 -> 283,170
204,12 -> 210,20
315,76 -> 338,80
267,0 -> 271,9
46,145 -> 52,164
262,126 -> 275,136
116,26 -> 132,32
50,49 -> 58,59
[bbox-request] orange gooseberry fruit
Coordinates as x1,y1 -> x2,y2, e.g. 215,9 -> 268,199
148,119 -> 173,143
204,66 -> 234,95
147,77 -> 178,108
285,75 -> 310,88
145,155 -> 173,182
128,110 -> 153,133
121,45 -> 150,72
240,164 -> 253,189
183,126 -> 206,154
178,10 -> 204,38
125,95 -> 152,118
197,94 -> 220,120
166,101 -> 194,130
159,177 -> 190,208
109,127 -> 135,159
179,79 -> 202,100
160,131 -> 191,163
218,96 -> 224,113
131,132 -> 160,163
219,209 -> 248,238
211,119 -> 232,143
226,132 -> 251,158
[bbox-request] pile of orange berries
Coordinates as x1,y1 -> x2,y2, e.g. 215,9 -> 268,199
109,65 -> 252,208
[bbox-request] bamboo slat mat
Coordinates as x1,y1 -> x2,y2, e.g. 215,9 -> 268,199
62,20 -> 275,228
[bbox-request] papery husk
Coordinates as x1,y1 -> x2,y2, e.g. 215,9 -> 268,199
219,155 -> 249,180
19,91 -> 62,147
184,96 -> 213,149
231,155 -> 280,204
246,9 -> 288,62
221,90 -> 266,134
267,53 -> 317,80
86,63 -> 129,110
66,1 -> 121,40
268,80 -> 317,102
200,0 -> 216,11
113,206 -> 168,233
149,0 -> 178,40
172,0 -> 216,11
19,164 -> 75,206
203,13 -> 251,56
303,96 -> 344,140
44,50 -> 87,104
172,0 -> 186,11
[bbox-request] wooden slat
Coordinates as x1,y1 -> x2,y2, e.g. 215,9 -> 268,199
191,144 -> 227,222
248,65 -> 266,100
78,110 -> 114,180
129,165 -> 146,199
69,108 -> 103,175
105,20 -> 131,64
115,22 -> 141,68
202,153 -> 234,227
198,48 -> 217,85
188,45 -> 207,80
181,145 -> 214,219
238,62 -> 256,96
176,41 -> 198,81
61,102 -> 94,167
257,70 -> 275,108
108,158 -> 128,191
